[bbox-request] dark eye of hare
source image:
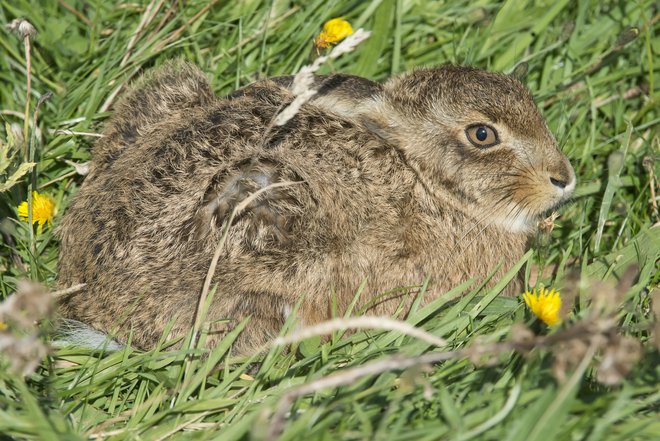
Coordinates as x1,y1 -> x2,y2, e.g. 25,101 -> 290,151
465,124 -> 499,148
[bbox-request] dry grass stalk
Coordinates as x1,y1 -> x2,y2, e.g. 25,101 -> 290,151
147,2 -> 179,41
121,0 -> 165,67
102,2 -> 221,113
642,154 -> 658,222
51,129 -> 104,138
51,283 -> 87,299
152,0 -> 221,52
100,65 -> 143,113
63,159 -> 90,176
650,287 -> 660,351
210,7 -> 301,63
0,109 -> 26,119
58,0 -> 93,27
269,316 -> 447,349
538,211 -> 560,234
273,28 -> 371,127
592,86 -> 642,109
189,181 -> 304,352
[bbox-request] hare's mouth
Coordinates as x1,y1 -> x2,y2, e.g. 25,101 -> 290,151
547,195 -> 572,213
495,172 -> 575,233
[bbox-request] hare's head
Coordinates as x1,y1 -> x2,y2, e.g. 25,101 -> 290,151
361,65 -> 575,234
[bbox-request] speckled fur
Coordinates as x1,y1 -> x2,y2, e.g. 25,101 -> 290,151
57,60 -> 575,354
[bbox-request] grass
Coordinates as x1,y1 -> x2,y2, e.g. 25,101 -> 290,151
0,0 -> 659,439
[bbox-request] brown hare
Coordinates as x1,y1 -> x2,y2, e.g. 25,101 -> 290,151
57,60 -> 575,354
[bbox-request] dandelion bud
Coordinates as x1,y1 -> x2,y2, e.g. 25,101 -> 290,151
510,61 -> 529,80
615,26 -> 639,47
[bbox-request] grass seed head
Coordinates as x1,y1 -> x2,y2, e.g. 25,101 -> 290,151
0,281 -> 53,376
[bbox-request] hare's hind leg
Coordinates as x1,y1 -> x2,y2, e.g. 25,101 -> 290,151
194,158 -> 304,249
201,292 -> 297,356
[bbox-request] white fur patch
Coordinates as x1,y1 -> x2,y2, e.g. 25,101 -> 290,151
282,304 -> 293,321
282,304 -> 303,332
53,319 -> 125,351
497,212 -> 535,233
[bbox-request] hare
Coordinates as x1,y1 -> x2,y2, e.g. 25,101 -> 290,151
57,60 -> 575,354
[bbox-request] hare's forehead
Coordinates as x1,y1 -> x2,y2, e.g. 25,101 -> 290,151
429,84 -> 552,138
389,68 -> 554,139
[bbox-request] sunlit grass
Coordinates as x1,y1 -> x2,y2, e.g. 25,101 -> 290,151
0,1 -> 658,439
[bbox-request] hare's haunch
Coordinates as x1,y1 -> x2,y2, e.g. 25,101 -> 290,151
57,61 -> 575,353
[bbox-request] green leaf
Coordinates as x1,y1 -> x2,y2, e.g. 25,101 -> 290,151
0,161 -> 36,192
587,224 -> 660,280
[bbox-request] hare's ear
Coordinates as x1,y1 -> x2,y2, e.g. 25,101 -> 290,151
361,116 -> 393,141
359,101 -> 400,145
95,59 -> 214,167
361,116 -> 402,146
510,61 -> 529,80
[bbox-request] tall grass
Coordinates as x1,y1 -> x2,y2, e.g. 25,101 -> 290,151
0,1 -> 658,440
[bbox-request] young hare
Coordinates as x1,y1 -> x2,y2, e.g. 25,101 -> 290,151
57,60 -> 575,354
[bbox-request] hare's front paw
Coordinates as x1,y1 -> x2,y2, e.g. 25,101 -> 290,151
196,159 -> 299,248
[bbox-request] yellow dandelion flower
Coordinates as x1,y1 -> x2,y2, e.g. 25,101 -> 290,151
0,321 -> 7,332
522,287 -> 562,326
17,191 -> 56,229
314,18 -> 353,49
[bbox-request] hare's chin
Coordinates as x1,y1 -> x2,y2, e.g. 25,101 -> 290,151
493,211 -> 537,234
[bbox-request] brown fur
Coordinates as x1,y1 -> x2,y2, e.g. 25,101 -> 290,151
57,60 -> 575,354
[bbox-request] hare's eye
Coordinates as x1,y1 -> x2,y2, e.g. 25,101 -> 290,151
465,124 -> 499,148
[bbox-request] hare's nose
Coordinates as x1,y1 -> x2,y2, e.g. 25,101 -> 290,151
550,177 -> 567,189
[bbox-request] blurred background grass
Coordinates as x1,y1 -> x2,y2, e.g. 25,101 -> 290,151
0,0 -> 658,440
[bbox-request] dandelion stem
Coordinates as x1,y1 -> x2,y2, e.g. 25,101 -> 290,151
24,93 -> 52,266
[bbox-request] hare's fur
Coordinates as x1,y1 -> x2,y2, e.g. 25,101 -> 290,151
57,60 -> 575,353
